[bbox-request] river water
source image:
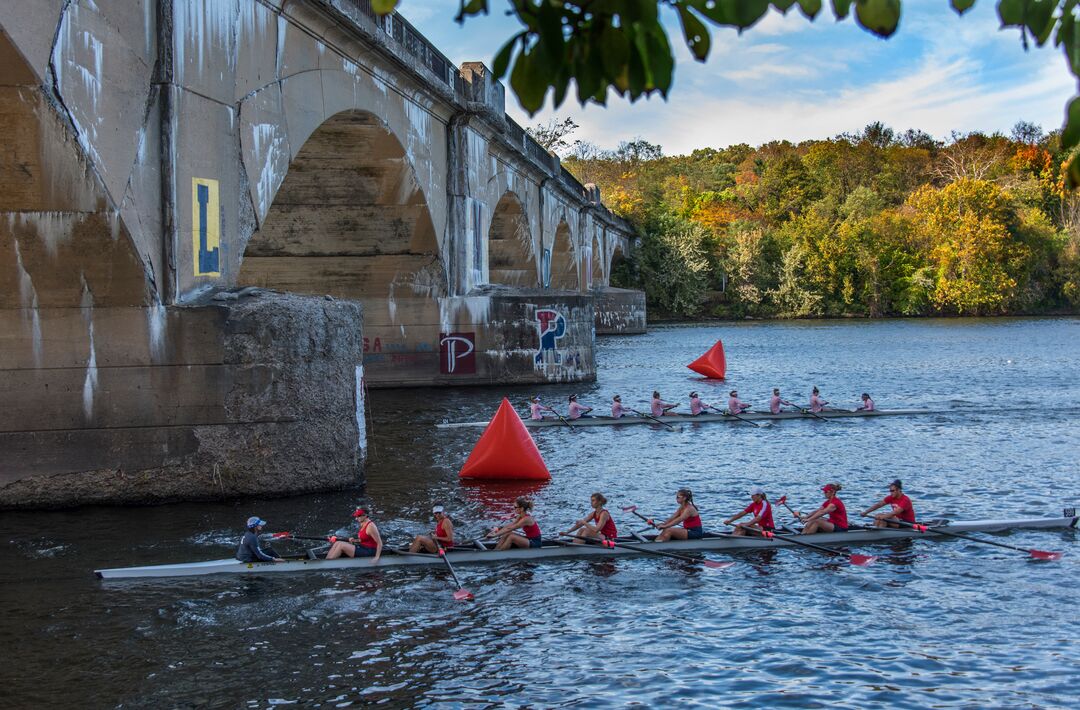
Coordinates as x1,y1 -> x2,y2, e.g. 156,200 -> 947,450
2,319 -> 1078,708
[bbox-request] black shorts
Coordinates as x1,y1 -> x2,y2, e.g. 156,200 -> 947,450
528,536 -> 543,548
353,545 -> 377,557
685,527 -> 704,540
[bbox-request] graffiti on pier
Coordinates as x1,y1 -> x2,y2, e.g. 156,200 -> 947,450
192,178 -> 220,276
535,308 -> 566,365
440,332 -> 476,374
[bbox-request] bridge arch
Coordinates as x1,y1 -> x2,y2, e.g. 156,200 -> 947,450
486,190 -> 535,287
548,219 -> 578,290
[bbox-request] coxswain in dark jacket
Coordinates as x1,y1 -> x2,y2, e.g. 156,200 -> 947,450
235,516 -> 284,563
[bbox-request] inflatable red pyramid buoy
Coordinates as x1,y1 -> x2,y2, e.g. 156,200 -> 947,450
459,398 -> 551,481
687,340 -> 726,379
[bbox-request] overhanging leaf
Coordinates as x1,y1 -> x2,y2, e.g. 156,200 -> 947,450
677,4 -> 712,60
371,0 -> 398,14
950,0 -> 976,13
854,0 -> 901,37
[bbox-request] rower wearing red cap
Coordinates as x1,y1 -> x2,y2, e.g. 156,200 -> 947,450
489,497 -> 543,550
724,488 -> 775,537
326,508 -> 382,563
561,492 -> 618,543
796,483 -> 848,534
409,505 -> 455,553
655,488 -> 704,541
861,479 -> 916,528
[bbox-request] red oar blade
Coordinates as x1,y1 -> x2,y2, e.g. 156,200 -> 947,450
1029,549 -> 1063,561
272,532 -> 291,539
703,560 -> 736,570
621,505 -> 638,512
850,554 -> 878,566
453,588 -> 475,601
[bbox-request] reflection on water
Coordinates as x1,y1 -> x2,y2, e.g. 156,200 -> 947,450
1,318 -> 1079,707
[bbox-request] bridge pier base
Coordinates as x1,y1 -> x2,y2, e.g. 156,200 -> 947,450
593,288 -> 647,335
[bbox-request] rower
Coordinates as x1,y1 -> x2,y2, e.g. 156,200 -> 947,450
326,508 -> 382,563
651,391 -> 678,417
809,387 -> 829,413
611,394 -> 628,419
727,390 -> 751,415
796,483 -> 848,534
769,388 -> 794,414
562,492 -> 618,543
567,394 -> 594,420
529,396 -> 554,420
857,393 -> 875,411
689,391 -> 711,416
655,488 -> 704,541
861,479 -> 916,528
489,497 -> 542,550
235,516 -> 285,563
409,505 -> 455,553
724,488 -> 775,537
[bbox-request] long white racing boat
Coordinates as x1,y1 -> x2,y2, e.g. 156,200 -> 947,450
436,408 -> 934,429
95,514 -> 1076,580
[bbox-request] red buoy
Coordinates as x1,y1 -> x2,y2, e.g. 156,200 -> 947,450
687,339 -> 726,379
459,398 -> 551,481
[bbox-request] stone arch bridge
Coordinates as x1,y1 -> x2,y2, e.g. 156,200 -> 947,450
0,0 -> 645,508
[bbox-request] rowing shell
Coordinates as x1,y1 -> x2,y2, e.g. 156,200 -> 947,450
95,515 -> 1075,580
436,408 -> 934,429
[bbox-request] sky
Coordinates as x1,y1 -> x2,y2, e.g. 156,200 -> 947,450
403,0 -> 1074,155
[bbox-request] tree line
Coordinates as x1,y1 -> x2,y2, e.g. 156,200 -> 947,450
561,121 -> 1080,319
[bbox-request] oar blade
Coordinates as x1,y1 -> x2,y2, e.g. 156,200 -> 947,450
453,588 -> 475,601
850,553 -> 878,566
1029,549 -> 1063,561
703,560 -> 736,570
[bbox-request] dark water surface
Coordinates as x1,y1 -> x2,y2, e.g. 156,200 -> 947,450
3,318 -> 1079,708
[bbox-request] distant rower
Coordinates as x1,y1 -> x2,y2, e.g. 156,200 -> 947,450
655,488 -> 704,541
769,388 -> 794,414
409,505 -> 455,553
725,488 -> 775,537
727,390 -> 750,415
797,483 -> 848,534
651,391 -> 678,417
489,497 -> 543,550
529,396 -> 555,420
689,391 -> 711,415
568,394 -> 594,420
861,479 -> 916,528
235,516 -> 285,563
562,492 -> 618,543
809,387 -> 829,413
857,393 -> 875,411
611,394 -> 628,419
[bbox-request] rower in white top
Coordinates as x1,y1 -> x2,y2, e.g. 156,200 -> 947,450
727,390 -> 751,415
529,396 -> 556,420
857,393 -> 875,411
567,394 -> 594,420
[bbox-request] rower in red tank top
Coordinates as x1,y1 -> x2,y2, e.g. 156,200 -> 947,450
561,493 -> 618,543
656,488 -> 705,541
861,479 -> 917,527
798,483 -> 849,535
725,487 -> 775,536
409,505 -> 455,553
326,508 -> 383,563
489,497 -> 543,550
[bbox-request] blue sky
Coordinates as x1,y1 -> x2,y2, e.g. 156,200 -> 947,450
404,0 -> 1073,154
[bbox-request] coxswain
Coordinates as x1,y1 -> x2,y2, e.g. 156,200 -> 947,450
529,396 -> 555,420
727,390 -> 751,414
611,394 -> 629,418
489,497 -> 543,550
809,387 -> 829,413
857,393 -> 875,411
655,488 -> 704,541
861,479 -> 916,528
796,483 -> 848,534
568,394 -> 594,419
409,505 -> 455,553
724,488 -> 775,537
769,388 -> 795,414
561,492 -> 618,543
235,516 -> 285,563
651,391 -> 678,417
326,508 -> 382,563
689,392 -> 712,415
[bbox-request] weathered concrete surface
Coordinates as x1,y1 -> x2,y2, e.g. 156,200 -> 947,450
0,292 -> 365,509
593,288 -> 648,335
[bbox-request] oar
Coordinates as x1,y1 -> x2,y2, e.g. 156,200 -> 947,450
562,534 -> 734,569
270,532 -> 336,543
775,495 -> 801,520
394,547 -> 475,599
757,528 -> 877,566
552,410 -> 577,432
867,516 -> 1063,560
628,407 -> 675,431
704,403 -> 760,428
800,406 -> 832,423
621,504 -> 657,527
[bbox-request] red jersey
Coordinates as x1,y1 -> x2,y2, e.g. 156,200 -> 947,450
883,494 -> 915,523
522,519 -> 541,539
593,509 -> 618,539
742,499 -> 775,530
435,519 -> 453,549
682,507 -> 702,529
356,521 -> 378,549
825,497 -> 848,529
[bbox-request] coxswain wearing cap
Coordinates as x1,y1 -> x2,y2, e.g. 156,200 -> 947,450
567,394 -> 594,420
326,508 -> 382,563
689,392 -> 712,416
725,488 -> 775,537
796,483 -> 848,534
769,388 -> 795,414
561,492 -> 618,543
861,479 -> 916,528
611,394 -> 628,419
727,390 -> 751,415
857,393 -> 875,411
489,497 -> 542,550
235,516 -> 285,563
651,391 -> 678,418
809,387 -> 829,413
655,488 -> 704,541
529,396 -> 555,420
409,505 -> 455,553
